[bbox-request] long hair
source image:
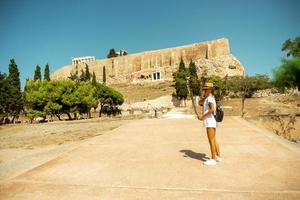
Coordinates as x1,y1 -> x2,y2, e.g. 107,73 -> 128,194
210,87 -> 214,95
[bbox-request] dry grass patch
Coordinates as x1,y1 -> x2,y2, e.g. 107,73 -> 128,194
111,81 -> 174,103
0,117 -> 139,149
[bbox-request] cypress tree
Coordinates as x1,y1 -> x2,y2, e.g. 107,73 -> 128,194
80,69 -> 85,82
85,64 -> 91,81
92,72 -> 97,87
0,72 -> 9,120
44,63 -> 50,81
188,61 -> 201,96
7,59 -> 23,122
34,65 -> 42,80
68,65 -> 79,83
178,58 -> 186,73
173,58 -> 188,104
103,66 -> 106,84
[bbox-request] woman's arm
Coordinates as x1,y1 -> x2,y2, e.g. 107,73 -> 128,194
198,98 -> 205,106
198,102 -> 215,120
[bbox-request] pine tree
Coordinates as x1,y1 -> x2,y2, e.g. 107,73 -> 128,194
281,36 -> 300,57
34,65 -> 42,80
92,72 -> 97,87
107,49 -> 118,58
44,63 -> 50,81
7,59 -> 23,122
103,66 -> 106,84
85,64 -> 91,81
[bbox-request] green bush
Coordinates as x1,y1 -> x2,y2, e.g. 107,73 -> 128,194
272,57 -> 300,91
206,75 -> 229,100
95,83 -> 124,117
24,79 -> 99,121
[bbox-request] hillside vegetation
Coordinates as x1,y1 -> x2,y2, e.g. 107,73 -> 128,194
111,81 -> 175,103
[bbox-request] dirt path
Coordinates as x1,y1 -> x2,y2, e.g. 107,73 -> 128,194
0,116 -> 300,199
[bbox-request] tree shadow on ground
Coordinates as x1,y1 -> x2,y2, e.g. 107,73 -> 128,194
179,149 -> 209,162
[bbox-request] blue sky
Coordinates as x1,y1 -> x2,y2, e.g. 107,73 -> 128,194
0,0 -> 299,88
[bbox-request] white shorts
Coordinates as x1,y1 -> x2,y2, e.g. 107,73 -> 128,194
203,114 -> 217,128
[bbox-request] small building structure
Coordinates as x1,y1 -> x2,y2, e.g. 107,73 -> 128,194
72,56 -> 96,65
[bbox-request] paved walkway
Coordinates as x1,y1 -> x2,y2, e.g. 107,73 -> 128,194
162,107 -> 195,119
0,116 -> 299,199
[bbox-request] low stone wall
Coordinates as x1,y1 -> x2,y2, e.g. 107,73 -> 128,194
253,88 -> 300,98
120,95 -> 176,117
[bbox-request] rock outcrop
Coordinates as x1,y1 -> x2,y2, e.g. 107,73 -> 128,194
51,38 -> 244,84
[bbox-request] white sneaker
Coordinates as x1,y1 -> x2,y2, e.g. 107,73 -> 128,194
216,156 -> 223,162
203,159 -> 217,166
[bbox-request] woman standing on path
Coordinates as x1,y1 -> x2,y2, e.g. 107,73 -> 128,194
198,82 -> 222,166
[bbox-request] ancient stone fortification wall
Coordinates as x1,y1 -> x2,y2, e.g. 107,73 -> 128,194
51,38 -> 244,84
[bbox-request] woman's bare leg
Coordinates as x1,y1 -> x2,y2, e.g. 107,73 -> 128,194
214,129 -> 220,157
207,128 -> 216,159
215,138 -> 220,157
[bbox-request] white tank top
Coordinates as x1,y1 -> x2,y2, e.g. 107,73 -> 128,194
203,95 -> 217,128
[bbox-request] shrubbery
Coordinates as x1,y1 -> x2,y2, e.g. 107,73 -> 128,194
24,80 -> 98,121
273,36 -> 300,91
0,59 -> 124,124
273,57 -> 300,91
95,82 -> 124,117
24,79 -> 124,122
173,58 -> 272,117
